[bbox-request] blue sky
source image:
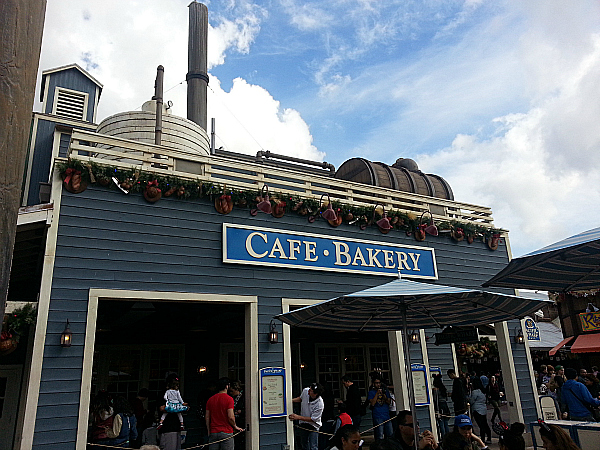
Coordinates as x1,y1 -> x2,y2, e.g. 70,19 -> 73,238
37,0 -> 600,259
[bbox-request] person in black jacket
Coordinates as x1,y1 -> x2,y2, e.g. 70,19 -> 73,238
341,375 -> 363,427
447,369 -> 467,415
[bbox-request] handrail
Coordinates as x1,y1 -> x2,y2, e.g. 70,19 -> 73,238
66,130 -> 495,226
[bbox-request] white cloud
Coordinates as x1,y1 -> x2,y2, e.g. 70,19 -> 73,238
36,1 -> 321,163
418,28 -> 600,257
280,0 -> 333,31
208,77 -> 324,160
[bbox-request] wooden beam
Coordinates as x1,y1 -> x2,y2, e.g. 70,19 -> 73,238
0,0 -> 46,324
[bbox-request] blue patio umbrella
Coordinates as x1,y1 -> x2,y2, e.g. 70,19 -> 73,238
483,226 -> 600,292
275,277 -> 550,450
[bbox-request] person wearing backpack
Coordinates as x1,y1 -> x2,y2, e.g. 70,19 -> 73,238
561,367 -> 600,421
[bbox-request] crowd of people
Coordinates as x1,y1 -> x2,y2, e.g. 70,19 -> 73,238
441,369 -> 504,443
289,372 -> 586,450
290,372 -> 515,450
88,374 -> 246,449
535,364 -> 600,421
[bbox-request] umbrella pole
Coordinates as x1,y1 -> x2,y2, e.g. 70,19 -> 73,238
401,305 -> 419,450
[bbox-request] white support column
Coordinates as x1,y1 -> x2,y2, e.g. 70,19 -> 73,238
246,301 -> 259,450
283,302 -> 295,450
19,170 -> 63,450
419,330 -> 438,438
388,331 -> 410,410
495,321 -> 524,424
521,318 -> 543,420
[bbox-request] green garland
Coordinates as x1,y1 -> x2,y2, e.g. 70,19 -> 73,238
57,159 -> 503,243
2,304 -> 37,342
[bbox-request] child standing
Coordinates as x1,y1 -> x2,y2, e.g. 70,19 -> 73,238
158,378 -> 188,430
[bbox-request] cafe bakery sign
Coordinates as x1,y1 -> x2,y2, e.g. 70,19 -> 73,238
223,223 -> 437,279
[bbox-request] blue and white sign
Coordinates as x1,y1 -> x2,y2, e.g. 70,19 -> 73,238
411,363 -> 431,406
260,367 -> 286,418
524,317 -> 540,341
223,223 -> 438,279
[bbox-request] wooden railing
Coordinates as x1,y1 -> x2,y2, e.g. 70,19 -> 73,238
65,130 -> 496,226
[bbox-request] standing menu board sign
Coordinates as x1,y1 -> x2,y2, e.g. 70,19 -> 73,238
430,366 -> 442,377
260,367 -> 287,418
411,363 -> 430,406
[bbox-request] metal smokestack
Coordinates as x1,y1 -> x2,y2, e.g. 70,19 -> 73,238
187,1 -> 209,131
154,65 -> 164,145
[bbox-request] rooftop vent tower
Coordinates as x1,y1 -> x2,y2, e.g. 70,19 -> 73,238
187,1 -> 209,131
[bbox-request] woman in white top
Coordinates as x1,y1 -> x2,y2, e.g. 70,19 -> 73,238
467,377 -> 491,444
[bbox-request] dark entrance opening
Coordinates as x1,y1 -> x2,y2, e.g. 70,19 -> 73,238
90,299 -> 245,447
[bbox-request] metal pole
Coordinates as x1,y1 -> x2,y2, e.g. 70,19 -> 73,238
154,65 -> 164,146
400,304 -> 419,450
211,117 -> 216,154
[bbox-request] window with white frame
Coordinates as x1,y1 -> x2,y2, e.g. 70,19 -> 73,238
316,344 -> 391,401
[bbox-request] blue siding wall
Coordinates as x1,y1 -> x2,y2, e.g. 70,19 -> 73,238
25,119 -> 95,206
43,68 -> 98,122
34,186 -> 518,449
26,119 -> 56,206
425,334 -> 455,416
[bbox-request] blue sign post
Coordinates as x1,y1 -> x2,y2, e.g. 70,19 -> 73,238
223,224 -> 438,279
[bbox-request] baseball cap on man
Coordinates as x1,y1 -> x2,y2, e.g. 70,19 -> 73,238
454,415 -> 472,428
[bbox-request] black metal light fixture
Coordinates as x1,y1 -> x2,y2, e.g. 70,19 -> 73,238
515,329 -> 524,344
60,320 -> 73,347
269,320 -> 279,344
410,329 -> 420,344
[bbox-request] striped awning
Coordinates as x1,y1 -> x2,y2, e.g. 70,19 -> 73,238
275,278 -> 552,332
483,226 -> 600,292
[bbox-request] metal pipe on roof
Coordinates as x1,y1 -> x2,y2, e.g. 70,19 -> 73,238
211,117 -> 216,154
187,1 -> 209,131
153,65 -> 164,146
255,150 -> 335,172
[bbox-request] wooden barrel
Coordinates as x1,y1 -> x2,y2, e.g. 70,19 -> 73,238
335,157 -> 453,200
428,174 -> 454,200
335,158 -> 394,189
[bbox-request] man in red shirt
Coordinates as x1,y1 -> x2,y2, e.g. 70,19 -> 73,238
206,378 -> 244,450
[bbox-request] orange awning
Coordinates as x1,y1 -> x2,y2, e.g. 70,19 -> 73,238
549,336 -> 575,356
571,334 -> 600,353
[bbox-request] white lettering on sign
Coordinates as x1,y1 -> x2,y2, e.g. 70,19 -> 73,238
333,241 -> 351,266
409,253 -> 421,271
304,241 -> 318,262
396,251 -> 410,270
288,239 -> 302,260
237,225 -> 434,277
269,238 -> 288,259
367,248 -> 383,268
246,232 -> 269,258
383,250 -> 395,269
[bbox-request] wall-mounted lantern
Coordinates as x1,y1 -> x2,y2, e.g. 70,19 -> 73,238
60,320 -> 73,347
269,320 -> 279,344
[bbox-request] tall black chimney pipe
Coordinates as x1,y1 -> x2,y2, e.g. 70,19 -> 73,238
187,1 -> 209,131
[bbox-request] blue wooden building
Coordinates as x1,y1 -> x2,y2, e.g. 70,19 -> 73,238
4,6 -> 541,448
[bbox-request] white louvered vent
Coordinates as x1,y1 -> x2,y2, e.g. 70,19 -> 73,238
53,87 -> 88,121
